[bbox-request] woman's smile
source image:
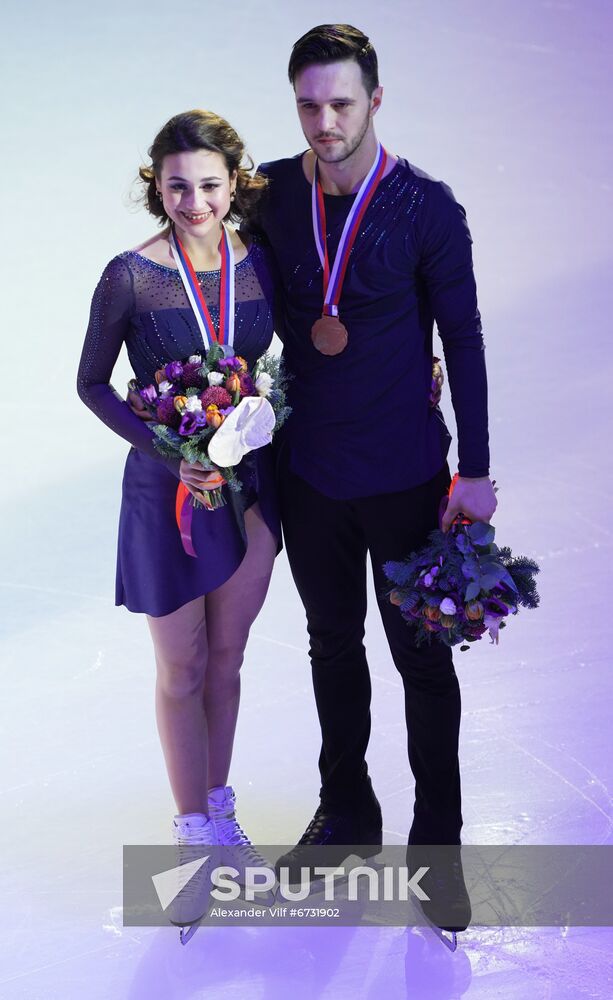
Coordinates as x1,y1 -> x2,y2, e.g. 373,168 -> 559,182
180,209 -> 213,225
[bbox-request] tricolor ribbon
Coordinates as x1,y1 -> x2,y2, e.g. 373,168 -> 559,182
311,142 -> 387,317
168,224 -> 237,556
168,224 -> 235,348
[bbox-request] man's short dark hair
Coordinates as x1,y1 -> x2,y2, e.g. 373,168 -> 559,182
288,24 -> 379,96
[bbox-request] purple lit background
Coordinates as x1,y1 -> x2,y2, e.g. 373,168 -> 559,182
1,0 -> 612,997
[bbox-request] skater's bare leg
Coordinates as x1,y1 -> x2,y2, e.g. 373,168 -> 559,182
204,503 -> 277,789
147,596 -> 209,815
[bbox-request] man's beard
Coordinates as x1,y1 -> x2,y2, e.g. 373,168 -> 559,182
311,108 -> 371,164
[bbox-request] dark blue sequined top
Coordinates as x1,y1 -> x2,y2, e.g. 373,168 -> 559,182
256,154 -> 490,499
77,239 -> 275,478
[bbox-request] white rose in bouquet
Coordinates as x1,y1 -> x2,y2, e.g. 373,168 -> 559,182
255,371 -> 274,397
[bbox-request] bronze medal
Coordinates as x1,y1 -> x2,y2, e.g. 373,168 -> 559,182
311,314 -> 348,356
311,144 -> 387,359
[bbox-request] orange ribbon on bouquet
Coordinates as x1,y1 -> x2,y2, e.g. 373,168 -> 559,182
175,476 -> 225,557
175,483 -> 197,558
438,472 -> 472,531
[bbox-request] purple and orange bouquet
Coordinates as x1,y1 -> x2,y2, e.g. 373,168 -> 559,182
129,344 -> 290,508
383,506 -> 539,652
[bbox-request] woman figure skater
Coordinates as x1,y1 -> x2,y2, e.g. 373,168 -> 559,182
77,110 -> 280,930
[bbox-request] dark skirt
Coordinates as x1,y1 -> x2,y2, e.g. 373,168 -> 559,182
115,444 -> 281,617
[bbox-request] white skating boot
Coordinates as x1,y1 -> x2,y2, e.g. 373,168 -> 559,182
168,812 -> 216,944
208,785 -> 276,906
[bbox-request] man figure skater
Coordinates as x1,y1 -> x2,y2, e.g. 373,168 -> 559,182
255,24 -> 496,933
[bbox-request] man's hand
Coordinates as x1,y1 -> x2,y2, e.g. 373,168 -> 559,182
127,388 -> 155,421
441,476 -> 498,533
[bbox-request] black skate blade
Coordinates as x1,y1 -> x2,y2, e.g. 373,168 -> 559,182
179,921 -> 200,945
410,893 -> 461,951
426,921 -> 458,952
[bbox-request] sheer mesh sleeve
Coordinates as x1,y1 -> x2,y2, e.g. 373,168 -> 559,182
76,256 -> 181,478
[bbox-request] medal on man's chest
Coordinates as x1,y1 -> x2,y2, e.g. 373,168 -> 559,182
310,143 -> 388,356
311,314 -> 348,356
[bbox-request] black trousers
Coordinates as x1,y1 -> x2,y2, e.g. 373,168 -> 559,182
278,452 -> 463,846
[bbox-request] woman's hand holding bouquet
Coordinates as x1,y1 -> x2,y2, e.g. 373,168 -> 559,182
126,344 -> 290,554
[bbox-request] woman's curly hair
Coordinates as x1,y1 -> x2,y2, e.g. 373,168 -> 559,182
138,109 -> 267,227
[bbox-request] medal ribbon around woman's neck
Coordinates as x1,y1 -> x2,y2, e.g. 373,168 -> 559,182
168,223 -> 236,557
310,142 -> 387,355
169,223 -> 236,350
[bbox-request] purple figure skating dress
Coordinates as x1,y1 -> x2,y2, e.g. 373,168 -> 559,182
77,239 -> 280,617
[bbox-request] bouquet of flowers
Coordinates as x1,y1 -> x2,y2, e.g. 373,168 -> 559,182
129,344 -> 290,508
383,493 -> 539,651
